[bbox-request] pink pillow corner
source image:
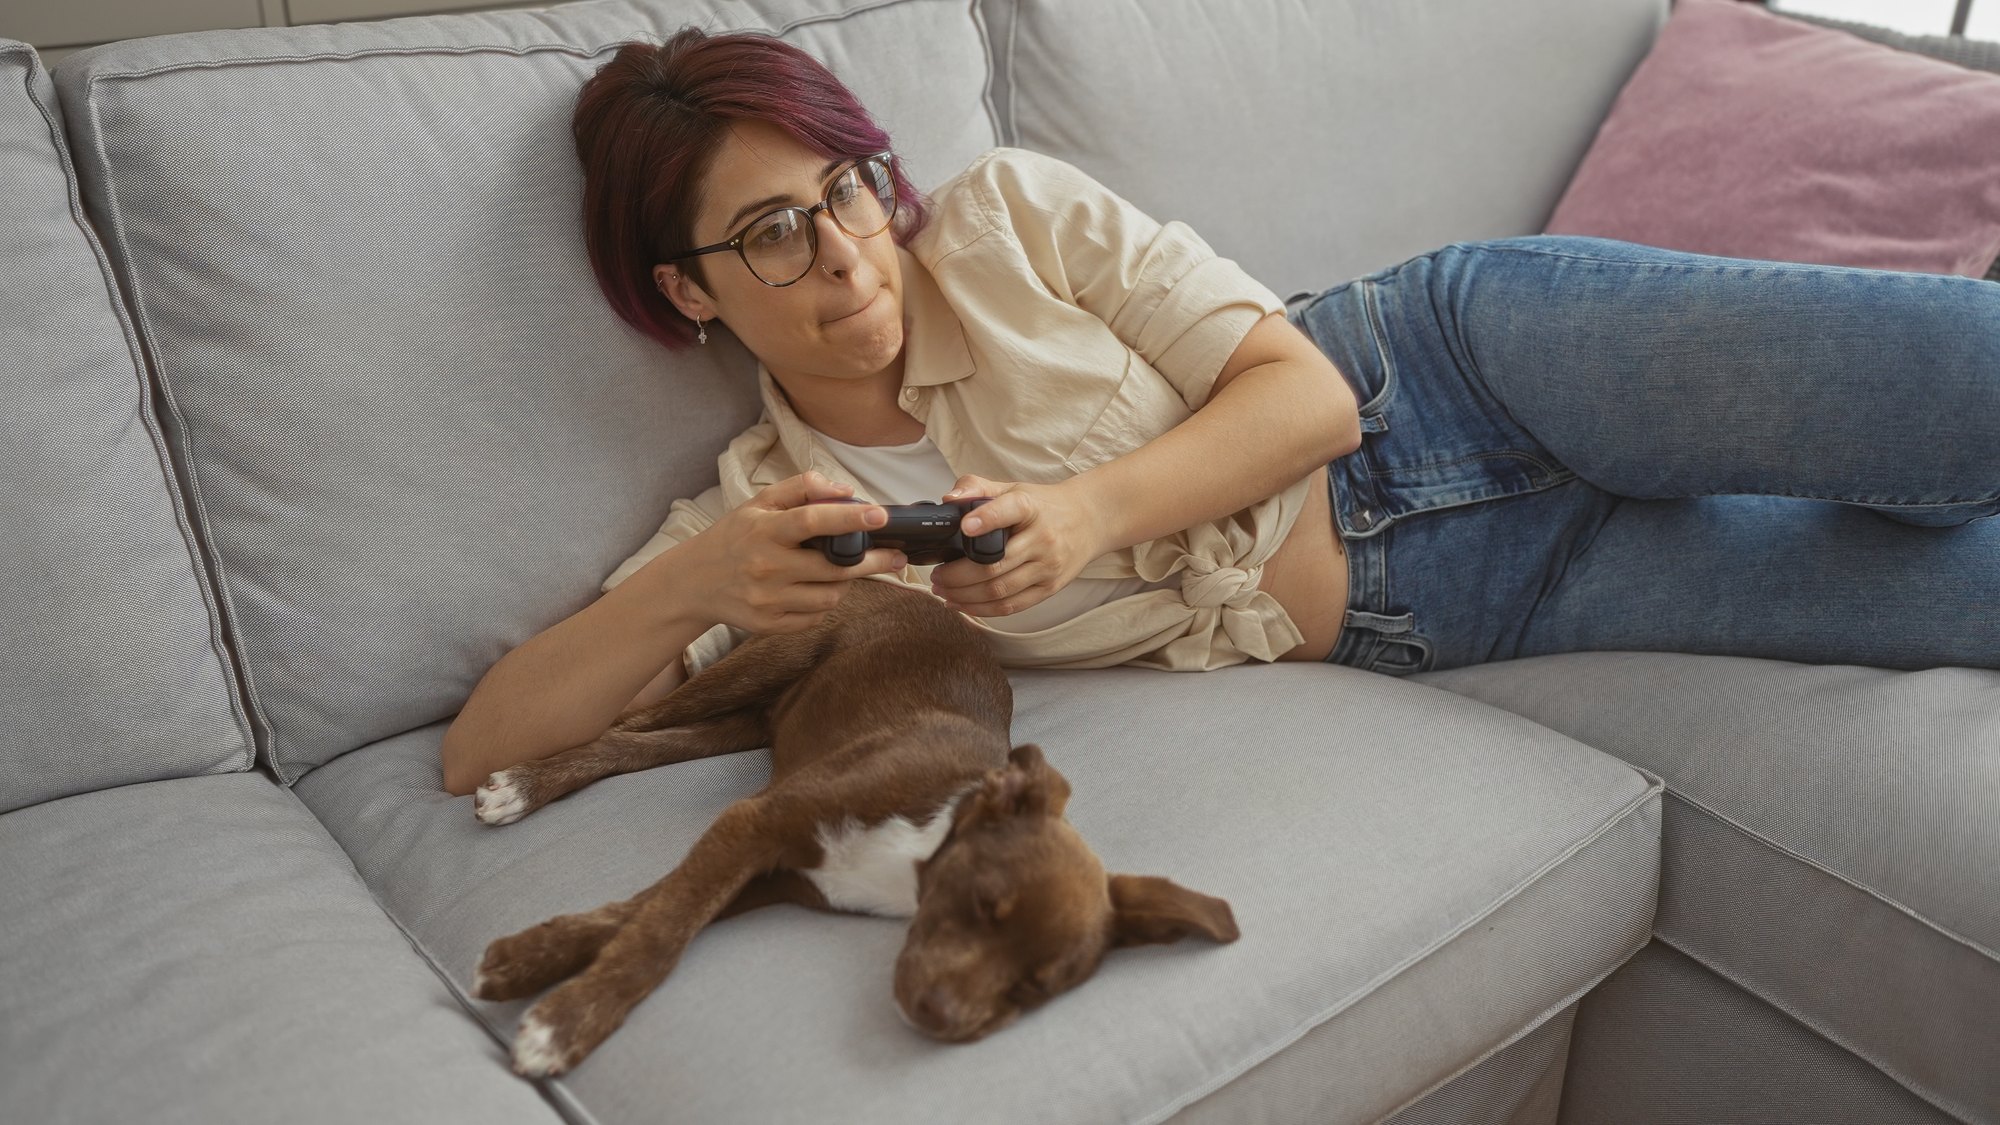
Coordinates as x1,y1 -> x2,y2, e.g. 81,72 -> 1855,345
1545,0 -> 2000,279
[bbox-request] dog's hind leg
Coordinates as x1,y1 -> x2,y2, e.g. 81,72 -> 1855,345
471,898 -> 638,1002
475,865 -> 827,1002
474,709 -> 770,825
504,797 -> 785,1077
716,867 -> 831,920
607,627 -> 830,734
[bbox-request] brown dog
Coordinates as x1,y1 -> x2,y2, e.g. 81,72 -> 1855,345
468,577 -> 1238,1077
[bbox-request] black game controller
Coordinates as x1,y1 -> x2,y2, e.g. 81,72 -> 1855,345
805,497 -> 1009,567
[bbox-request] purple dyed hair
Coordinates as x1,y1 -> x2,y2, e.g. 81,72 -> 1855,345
572,28 -> 934,351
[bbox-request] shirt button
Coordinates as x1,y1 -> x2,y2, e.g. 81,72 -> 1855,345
1353,507 -> 1376,529
902,388 -> 918,402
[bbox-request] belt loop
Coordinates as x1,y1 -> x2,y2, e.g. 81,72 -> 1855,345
1343,609 -> 1415,635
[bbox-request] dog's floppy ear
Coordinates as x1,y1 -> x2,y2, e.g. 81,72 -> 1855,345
1107,874 -> 1241,948
1007,743 -> 1046,771
974,744 -> 1070,819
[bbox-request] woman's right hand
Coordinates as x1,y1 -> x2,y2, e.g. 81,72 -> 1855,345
686,471 -> 906,634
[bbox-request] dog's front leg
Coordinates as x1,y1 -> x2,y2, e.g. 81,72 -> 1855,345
475,710 -> 769,825
507,798 -> 785,1077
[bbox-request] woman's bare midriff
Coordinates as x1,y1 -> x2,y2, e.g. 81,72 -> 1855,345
1257,465 -> 1347,662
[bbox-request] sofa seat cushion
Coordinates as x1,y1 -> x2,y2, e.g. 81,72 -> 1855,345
294,663 -> 1661,1123
0,41 -> 252,813
1417,653 -> 2000,1123
0,773 -> 563,1125
50,0 -> 1000,785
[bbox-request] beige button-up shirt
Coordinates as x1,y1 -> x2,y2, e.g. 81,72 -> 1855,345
603,146 -> 1311,676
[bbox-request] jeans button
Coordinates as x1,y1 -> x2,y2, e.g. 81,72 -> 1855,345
1353,507 -> 1376,530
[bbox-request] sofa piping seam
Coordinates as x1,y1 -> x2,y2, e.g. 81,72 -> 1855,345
966,0 -> 1002,147
1654,933 -> 1984,1125
80,68 -> 290,784
1368,931 -> 1647,1124
278,781 -> 603,1125
1665,788 -> 1999,966
13,46 -> 263,781
1004,0 -> 1019,146
79,0 -> 948,83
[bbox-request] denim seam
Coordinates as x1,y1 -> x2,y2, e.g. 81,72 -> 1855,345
1356,277 -> 1399,415
1364,448 -> 1572,483
1347,483 -> 1583,539
1515,488 -> 1621,662
1681,488 -> 2000,509
1453,241 -> 1967,279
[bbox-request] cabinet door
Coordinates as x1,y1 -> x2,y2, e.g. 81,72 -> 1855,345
7,0 -> 267,48
287,0 -> 549,22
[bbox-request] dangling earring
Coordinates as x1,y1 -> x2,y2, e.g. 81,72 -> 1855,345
659,271 -> 705,345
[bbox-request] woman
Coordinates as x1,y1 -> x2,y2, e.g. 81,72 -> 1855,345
439,28 -> 1999,796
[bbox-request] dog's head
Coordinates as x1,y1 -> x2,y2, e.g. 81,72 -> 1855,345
893,743 -> 1238,1042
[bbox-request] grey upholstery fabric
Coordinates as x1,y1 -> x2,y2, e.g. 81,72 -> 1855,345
0,773 -> 565,1125
50,0 -> 1000,784
1559,941 -> 1962,1125
0,41 -> 253,814
1417,652 -> 2000,1123
293,663 -> 1660,1124
983,0 -> 1668,296
1384,1003 -> 1576,1125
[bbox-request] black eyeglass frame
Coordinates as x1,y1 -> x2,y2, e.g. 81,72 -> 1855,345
661,150 -> 898,288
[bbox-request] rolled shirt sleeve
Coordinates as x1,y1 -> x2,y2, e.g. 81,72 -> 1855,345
599,482 -> 749,678
974,148 -> 1286,411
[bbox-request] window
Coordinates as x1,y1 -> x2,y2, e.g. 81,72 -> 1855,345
1768,0 -> 1991,39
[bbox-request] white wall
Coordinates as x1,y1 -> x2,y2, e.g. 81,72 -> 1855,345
0,0 -> 577,65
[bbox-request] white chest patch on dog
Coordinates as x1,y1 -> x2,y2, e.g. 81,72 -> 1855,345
804,800 -> 960,919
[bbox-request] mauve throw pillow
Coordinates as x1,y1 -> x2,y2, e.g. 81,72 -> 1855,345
1545,0 -> 2000,278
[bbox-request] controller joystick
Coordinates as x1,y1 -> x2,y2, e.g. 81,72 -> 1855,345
805,497 -> 1009,568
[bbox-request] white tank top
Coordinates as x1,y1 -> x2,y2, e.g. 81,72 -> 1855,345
809,427 -> 1180,634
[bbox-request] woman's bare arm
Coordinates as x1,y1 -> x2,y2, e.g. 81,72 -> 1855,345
439,545 -> 711,796
1069,312 -> 1360,553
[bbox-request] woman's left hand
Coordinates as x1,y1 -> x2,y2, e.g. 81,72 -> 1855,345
930,474 -> 1106,617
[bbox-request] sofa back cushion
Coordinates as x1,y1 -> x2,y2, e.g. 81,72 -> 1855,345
0,41 -> 254,813
53,0 -> 1000,783
984,0 -> 1668,298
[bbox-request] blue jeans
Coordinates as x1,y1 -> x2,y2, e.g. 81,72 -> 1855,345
1283,235 -> 2000,675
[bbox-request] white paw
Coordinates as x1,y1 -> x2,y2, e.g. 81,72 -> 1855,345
474,771 -> 529,825
511,1014 -> 565,1077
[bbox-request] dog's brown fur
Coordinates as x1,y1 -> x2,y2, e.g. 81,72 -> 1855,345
468,578 -> 1237,1077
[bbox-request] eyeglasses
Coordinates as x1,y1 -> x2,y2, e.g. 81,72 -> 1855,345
664,151 -> 898,287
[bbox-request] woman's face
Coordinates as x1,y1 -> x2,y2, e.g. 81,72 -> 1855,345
655,119 -> 904,384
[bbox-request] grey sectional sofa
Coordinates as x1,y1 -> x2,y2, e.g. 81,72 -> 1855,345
2,1 -> 1993,1122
